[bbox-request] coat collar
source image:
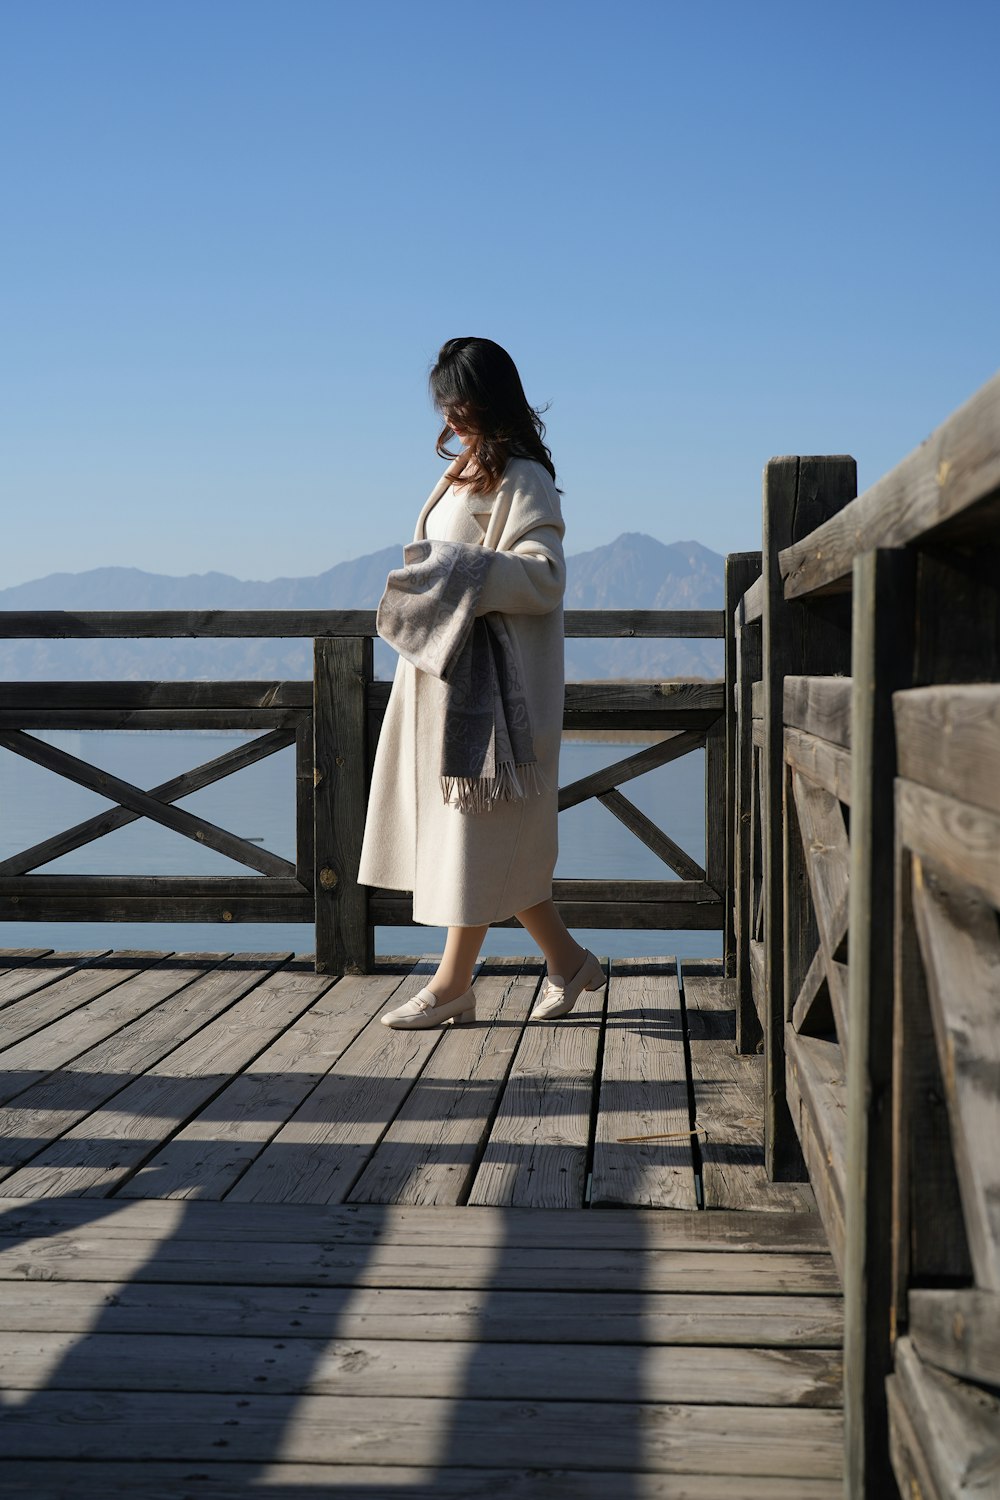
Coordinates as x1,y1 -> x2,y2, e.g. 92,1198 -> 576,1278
413,454 -> 514,542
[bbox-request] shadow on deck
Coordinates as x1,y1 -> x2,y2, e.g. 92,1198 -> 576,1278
0,949 -> 841,1497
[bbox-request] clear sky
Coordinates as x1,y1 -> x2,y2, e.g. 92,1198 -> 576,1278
2,0 -> 998,589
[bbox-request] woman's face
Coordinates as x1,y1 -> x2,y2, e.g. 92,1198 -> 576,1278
444,406 -> 473,447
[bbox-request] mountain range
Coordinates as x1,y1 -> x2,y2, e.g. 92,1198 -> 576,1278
0,534 -> 726,682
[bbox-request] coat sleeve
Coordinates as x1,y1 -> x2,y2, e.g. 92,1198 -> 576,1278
472,462 -> 566,617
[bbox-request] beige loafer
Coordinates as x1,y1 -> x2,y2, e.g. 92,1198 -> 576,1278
381,985 -> 476,1030
530,950 -> 606,1020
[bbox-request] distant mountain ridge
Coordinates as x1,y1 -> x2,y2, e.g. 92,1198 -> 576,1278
0,534 -> 725,681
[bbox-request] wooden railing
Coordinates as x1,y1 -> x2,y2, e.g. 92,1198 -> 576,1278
729,370 -> 1000,1497
0,608 -> 726,973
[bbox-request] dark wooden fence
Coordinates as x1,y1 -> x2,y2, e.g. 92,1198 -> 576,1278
0,609 -> 726,973
729,370 -> 1000,1497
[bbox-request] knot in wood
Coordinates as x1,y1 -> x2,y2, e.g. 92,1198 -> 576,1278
320,866 -> 338,889
222,910 -> 233,922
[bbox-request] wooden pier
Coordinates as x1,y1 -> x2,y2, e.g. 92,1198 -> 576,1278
0,949 -> 838,1496
3,368 -> 1000,1494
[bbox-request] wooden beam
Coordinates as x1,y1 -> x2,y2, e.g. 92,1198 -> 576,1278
895,683 -> 1000,815
557,730 -> 706,811
726,551 -> 763,991
313,636 -> 372,975
0,731 -> 296,878
762,456 -> 855,1180
0,729 -> 296,877
783,676 -> 852,747
844,547 -> 916,1500
596,790 -> 705,881
0,609 -> 726,640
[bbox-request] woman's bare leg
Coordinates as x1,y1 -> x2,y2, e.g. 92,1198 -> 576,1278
513,897 -> 587,979
428,923 -> 489,1003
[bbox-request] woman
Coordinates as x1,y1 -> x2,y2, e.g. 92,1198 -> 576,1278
356,337 -> 605,1028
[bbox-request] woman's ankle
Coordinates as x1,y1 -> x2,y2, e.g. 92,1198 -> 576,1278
429,975 -> 473,1004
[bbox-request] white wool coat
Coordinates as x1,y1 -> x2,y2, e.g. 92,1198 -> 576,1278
357,456 -> 566,927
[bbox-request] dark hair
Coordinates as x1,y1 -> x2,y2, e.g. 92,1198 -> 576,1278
429,337 -> 558,496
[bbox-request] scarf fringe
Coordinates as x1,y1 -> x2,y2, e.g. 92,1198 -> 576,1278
442,761 -> 547,815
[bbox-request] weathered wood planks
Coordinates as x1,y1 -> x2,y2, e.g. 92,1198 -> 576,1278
591,957 -> 694,1208
683,964 -> 815,1214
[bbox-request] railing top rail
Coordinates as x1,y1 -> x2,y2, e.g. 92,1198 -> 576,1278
0,608 -> 725,641
779,369 -> 1000,599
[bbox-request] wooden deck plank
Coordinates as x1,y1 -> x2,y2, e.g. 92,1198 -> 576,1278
349,959 -> 540,1206
224,961 -> 457,1205
0,1330 -> 842,1405
0,952 -> 233,1128
0,1231 -> 840,1293
0,957 -> 312,1198
0,1463 -> 845,1500
0,1278 -> 844,1345
0,1389 -> 844,1475
682,963 -> 816,1213
118,970 -> 402,1201
0,952 -> 169,1069
0,1196 -> 834,1251
466,969 -> 606,1208
592,957 -> 697,1209
0,956 -> 303,1184
0,951 -> 110,1012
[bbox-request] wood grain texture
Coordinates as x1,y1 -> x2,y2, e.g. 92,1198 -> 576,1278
896,683 -> 1000,815
0,1463 -> 845,1500
348,960 -> 539,1206
0,1196 -> 834,1252
468,964 -> 606,1209
909,1288 -> 1000,1388
223,966 -> 447,1205
910,858 -> 1000,1290
0,1237 -> 840,1294
0,1330 -> 842,1406
0,956 -> 266,1180
683,967 -> 815,1214
0,952 -> 169,1074
118,971 -> 400,1202
0,1277 -> 844,1344
591,958 -> 696,1209
0,1389 -> 844,1474
898,776 -> 1000,910
0,957 -> 309,1199
783,676 -> 852,747
891,1335 -> 1000,1500
785,1028 -> 847,1280
783,726 -> 852,803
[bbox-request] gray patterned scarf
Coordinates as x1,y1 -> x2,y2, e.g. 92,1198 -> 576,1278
376,539 -> 542,814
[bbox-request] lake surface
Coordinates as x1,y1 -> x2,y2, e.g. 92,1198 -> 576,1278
0,731 -> 722,961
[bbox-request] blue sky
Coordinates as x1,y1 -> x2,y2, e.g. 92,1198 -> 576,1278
2,0 -> 998,589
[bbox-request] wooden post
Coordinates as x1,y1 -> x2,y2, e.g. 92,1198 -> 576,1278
761,457 -> 855,1178
313,635 -> 373,975
726,552 -> 763,1046
703,714 -> 727,903
844,547 -> 916,1498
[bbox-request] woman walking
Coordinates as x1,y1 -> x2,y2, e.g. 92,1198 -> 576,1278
357,337 -> 605,1028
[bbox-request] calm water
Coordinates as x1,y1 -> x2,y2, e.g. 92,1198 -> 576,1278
0,732 -> 722,961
